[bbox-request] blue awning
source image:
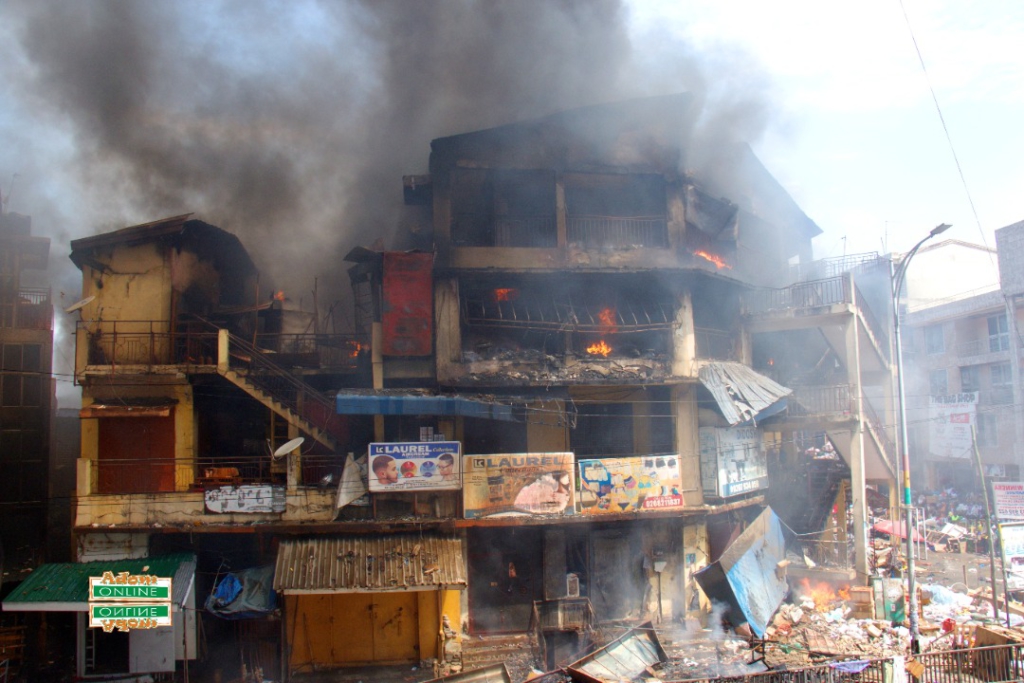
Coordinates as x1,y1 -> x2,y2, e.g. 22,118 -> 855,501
336,394 -> 519,422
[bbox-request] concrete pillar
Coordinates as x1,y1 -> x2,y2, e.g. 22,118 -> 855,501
672,385 -> 702,506
672,289 -> 696,378
845,309 -> 870,581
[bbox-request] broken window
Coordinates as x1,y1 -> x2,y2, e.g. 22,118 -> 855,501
451,169 -> 556,247
572,403 -> 634,458
460,276 -> 675,361
565,173 -> 668,248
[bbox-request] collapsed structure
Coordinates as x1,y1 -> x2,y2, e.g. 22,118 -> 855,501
2,95 -> 903,680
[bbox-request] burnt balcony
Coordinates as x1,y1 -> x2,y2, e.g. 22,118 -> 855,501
788,384 -> 855,419
76,319 -> 363,375
566,214 -> 668,249
0,287 -> 52,330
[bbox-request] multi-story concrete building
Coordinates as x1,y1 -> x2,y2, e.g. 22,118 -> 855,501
3,96 -> 900,680
903,229 -> 1024,490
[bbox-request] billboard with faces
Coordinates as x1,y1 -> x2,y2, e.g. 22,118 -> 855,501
578,455 -> 684,514
368,442 -> 462,492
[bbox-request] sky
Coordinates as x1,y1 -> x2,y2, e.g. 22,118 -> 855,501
1,0 -> 1022,401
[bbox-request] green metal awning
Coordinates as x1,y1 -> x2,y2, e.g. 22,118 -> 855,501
2,553 -> 195,613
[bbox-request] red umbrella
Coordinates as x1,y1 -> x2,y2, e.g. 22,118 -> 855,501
872,519 -> 924,541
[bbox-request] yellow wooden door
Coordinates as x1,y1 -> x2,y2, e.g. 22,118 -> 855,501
371,592 -> 420,662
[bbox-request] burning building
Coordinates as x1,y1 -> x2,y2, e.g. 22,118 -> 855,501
2,95 -> 901,680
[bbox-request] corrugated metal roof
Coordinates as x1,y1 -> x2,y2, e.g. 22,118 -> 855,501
565,621 -> 666,683
698,361 -> 792,426
274,535 -> 466,594
2,554 -> 196,612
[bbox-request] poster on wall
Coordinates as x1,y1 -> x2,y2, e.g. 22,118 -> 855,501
699,426 -> 767,499
928,392 -> 977,459
993,482 -> 1024,520
1001,524 -> 1024,578
368,442 -> 461,492
578,456 -> 684,514
463,453 -> 575,518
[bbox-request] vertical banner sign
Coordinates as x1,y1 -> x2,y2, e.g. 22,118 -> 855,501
699,426 -> 767,499
463,453 -> 575,518
382,252 -> 434,356
368,442 -> 461,492
578,456 -> 684,514
993,482 -> 1024,520
1001,524 -> 1024,578
928,392 -> 978,459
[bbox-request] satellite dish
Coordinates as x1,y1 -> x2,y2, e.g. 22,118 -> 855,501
273,437 -> 304,459
64,295 -> 95,314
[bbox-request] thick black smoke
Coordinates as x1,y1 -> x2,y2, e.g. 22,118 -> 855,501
1,0 -> 776,311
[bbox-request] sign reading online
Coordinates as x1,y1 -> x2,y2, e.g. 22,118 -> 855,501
368,441 -> 461,492
88,572 -> 173,632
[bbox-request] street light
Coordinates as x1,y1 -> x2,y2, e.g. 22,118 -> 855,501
892,222 -> 951,653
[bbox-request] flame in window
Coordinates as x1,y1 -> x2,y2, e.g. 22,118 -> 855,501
586,340 -> 612,357
273,290 -> 286,301
693,250 -> 732,270
348,342 -> 363,358
493,288 -> 519,302
597,307 -> 618,333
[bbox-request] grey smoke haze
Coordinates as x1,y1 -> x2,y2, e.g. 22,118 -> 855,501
0,0 -> 777,309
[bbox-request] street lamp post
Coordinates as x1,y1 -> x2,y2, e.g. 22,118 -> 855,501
892,222 -> 951,653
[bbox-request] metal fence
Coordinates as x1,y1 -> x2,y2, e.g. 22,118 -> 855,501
668,643 -> 1024,683
567,214 -> 668,248
789,384 -> 854,417
494,215 -> 558,247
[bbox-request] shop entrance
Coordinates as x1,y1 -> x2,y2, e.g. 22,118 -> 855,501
467,528 -> 543,633
287,592 -> 420,668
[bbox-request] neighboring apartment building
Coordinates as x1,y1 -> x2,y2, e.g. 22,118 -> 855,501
903,234 -> 1024,491
0,210 -> 54,582
3,96 -> 899,680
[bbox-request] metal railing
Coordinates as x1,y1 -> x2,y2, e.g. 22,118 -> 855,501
695,328 -> 736,360
0,287 -> 51,330
788,252 -> 883,283
852,284 -> 891,363
494,215 -> 557,247
567,214 -> 668,248
670,643 -> 1024,682
956,337 -> 1015,358
744,276 -> 851,314
862,399 -> 897,475
789,384 -> 854,417
77,320 -> 219,367
225,330 -> 340,442
800,533 -> 851,568
253,332 -> 363,370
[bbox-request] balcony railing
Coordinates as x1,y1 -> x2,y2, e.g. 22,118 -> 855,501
566,214 -> 668,249
955,337 -> 1015,358
789,384 -> 854,418
0,288 -> 52,330
862,399 -> 897,475
494,216 -> 557,247
695,327 -> 736,361
78,320 -> 362,372
787,252 -> 883,283
980,385 -> 1014,406
744,275 -> 850,314
800,532 -> 851,568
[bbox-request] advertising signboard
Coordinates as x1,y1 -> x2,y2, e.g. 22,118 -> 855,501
88,572 -> 173,632
699,426 -> 767,499
994,482 -> 1024,521
1001,524 -> 1024,578
368,442 -> 461,492
463,453 -> 575,518
578,456 -> 684,514
928,392 -> 978,459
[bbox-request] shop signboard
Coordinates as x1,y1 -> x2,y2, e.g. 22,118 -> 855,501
463,453 -> 575,518
928,392 -> 977,459
1001,523 -> 1024,578
368,441 -> 461,492
993,481 -> 1024,521
578,456 -> 684,514
88,572 -> 173,632
699,426 -> 767,499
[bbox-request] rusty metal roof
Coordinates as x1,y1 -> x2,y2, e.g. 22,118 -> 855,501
273,534 -> 466,594
698,361 -> 792,426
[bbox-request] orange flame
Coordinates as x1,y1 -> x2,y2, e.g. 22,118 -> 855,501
586,340 -> 612,357
273,290 -> 286,301
693,250 -> 732,270
493,288 -> 519,302
798,578 -> 850,611
348,342 -> 363,358
597,307 -> 618,333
